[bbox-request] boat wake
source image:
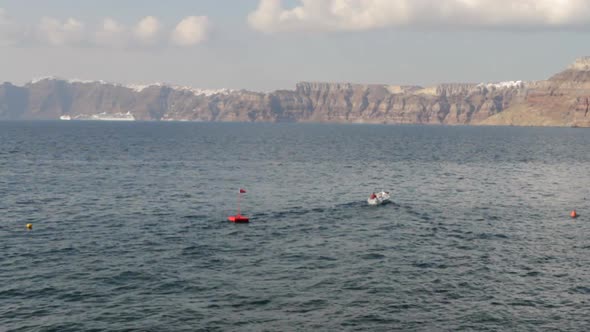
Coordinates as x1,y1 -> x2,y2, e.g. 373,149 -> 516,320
252,201 -> 430,221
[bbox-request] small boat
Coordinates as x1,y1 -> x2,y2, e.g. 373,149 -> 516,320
367,191 -> 391,206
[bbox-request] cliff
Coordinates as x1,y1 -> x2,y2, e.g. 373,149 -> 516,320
2,58 -> 590,127
481,57 -> 590,127
0,83 -> 27,120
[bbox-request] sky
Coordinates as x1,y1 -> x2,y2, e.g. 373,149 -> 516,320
2,0 -> 590,91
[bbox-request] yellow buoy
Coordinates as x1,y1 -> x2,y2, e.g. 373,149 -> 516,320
26,223 -> 32,230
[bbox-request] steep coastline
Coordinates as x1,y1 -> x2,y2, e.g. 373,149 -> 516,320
3,58 -> 590,127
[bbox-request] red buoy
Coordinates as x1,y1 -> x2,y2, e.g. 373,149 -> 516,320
228,214 -> 250,223
571,210 -> 578,219
228,188 -> 249,223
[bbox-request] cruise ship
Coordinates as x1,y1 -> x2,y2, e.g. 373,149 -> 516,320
59,112 -> 135,121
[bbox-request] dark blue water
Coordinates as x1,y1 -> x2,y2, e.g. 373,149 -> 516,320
2,121 -> 590,331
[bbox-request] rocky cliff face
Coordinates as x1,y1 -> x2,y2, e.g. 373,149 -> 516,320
3,58 -> 590,126
0,83 -> 27,120
287,81 -> 525,125
480,57 -> 590,127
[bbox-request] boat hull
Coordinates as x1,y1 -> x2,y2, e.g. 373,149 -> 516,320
367,191 -> 391,206
59,112 -> 135,121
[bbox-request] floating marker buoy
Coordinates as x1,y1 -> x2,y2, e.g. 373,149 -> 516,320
228,214 -> 250,223
26,223 -> 33,230
571,210 -> 578,219
228,188 -> 249,223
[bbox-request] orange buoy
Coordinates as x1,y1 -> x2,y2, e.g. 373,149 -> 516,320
571,210 -> 578,218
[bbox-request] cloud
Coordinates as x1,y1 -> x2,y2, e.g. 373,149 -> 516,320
171,16 -> 210,46
95,18 -> 129,47
133,16 -> 161,45
1,9 -> 210,48
96,17 -> 163,48
248,0 -> 590,33
0,8 -> 23,45
37,17 -> 85,46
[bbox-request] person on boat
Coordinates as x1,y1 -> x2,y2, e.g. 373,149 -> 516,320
370,193 -> 377,200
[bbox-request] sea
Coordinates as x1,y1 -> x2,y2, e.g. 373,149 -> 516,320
2,121 -> 590,331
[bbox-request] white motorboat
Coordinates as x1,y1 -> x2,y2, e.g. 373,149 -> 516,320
367,191 -> 391,206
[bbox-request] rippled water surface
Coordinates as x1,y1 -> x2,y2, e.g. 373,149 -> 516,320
2,121 -> 590,331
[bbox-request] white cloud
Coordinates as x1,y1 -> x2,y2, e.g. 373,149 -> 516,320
1,10 -> 209,48
248,0 -> 590,33
171,16 -> 210,46
37,17 -> 85,46
133,16 -> 161,45
95,18 -> 129,48
0,8 -> 23,45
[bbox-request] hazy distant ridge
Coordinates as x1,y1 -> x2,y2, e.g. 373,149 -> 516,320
3,58 -> 590,126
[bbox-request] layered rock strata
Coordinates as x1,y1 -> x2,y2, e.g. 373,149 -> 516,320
3,58 -> 590,127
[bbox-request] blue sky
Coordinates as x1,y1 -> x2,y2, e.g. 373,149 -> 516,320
1,0 -> 590,90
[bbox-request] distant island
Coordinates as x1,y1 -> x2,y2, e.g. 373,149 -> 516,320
2,58 -> 590,127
